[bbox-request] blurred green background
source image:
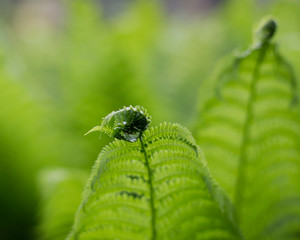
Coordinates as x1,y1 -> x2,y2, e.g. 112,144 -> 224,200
0,0 -> 299,240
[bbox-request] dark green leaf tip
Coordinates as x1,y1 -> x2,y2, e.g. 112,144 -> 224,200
85,105 -> 151,142
254,17 -> 277,46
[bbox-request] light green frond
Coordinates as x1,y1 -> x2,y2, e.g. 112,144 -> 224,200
195,19 -> 300,240
67,123 -> 242,240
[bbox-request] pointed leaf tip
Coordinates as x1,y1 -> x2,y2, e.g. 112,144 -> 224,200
84,126 -> 101,136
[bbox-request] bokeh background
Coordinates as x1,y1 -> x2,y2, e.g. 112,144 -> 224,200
0,0 -> 299,240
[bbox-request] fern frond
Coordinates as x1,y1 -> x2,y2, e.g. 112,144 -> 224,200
195,18 -> 300,239
67,123 -> 242,240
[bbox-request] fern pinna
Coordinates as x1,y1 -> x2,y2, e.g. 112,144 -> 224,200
67,106 -> 242,240
195,18 -> 300,239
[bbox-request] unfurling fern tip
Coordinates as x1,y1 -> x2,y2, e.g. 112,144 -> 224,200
85,105 -> 151,142
253,17 -> 277,47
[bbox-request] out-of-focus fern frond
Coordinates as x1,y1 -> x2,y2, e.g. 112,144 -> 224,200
37,169 -> 88,240
0,29 -> 62,239
195,18 -> 300,239
67,123 -> 242,240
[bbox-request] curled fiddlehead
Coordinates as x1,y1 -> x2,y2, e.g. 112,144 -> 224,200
253,17 -> 277,47
85,105 -> 151,142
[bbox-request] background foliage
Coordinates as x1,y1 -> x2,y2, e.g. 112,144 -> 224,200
0,0 -> 299,240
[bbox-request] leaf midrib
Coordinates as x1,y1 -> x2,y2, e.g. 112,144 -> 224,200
234,44 -> 270,216
139,135 -> 156,240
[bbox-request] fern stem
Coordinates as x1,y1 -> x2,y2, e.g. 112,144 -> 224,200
234,44 -> 269,219
139,135 -> 156,240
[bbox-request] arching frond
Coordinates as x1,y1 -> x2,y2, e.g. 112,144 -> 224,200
67,123 -> 242,240
195,18 -> 300,240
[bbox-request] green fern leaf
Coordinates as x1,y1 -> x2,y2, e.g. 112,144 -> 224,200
67,122 -> 242,240
195,18 -> 300,239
